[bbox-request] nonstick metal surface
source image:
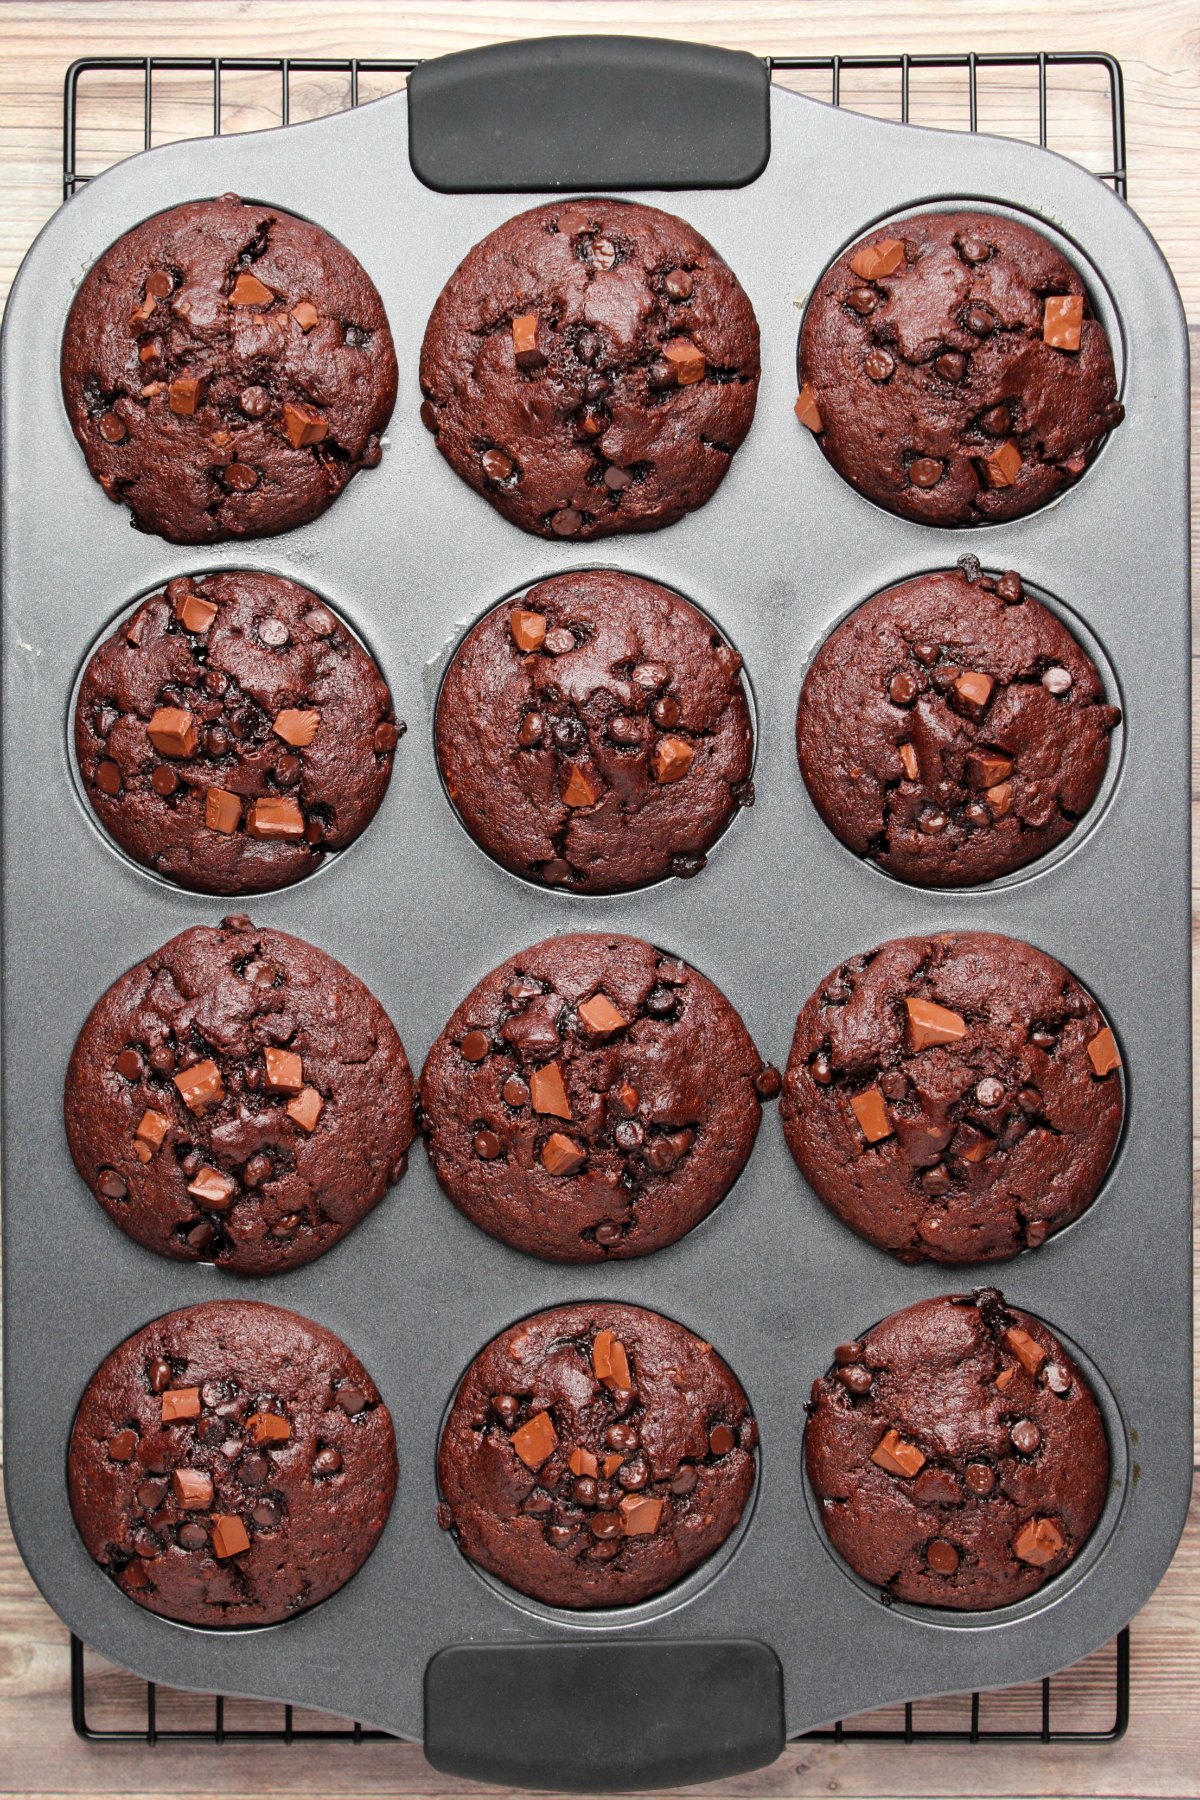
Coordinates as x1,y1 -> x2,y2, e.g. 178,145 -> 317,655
1,75 -> 1191,1748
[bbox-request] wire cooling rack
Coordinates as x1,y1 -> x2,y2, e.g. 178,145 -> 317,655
62,45 -> 1130,1751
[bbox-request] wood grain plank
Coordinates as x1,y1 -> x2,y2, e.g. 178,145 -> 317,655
0,3 -> 1197,1796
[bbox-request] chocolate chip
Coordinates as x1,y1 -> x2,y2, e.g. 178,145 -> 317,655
605,1423 -> 639,1453
550,508 -> 582,537
865,349 -> 894,382
965,1461 -> 996,1495
137,1481 -> 166,1511
754,1066 -> 782,1099
980,404 -> 1012,436
878,1069 -> 907,1101
604,465 -> 633,491
242,1152 -> 272,1188
837,1365 -> 873,1396
473,1130 -> 501,1160
1044,1362 -> 1072,1395
663,268 -> 693,300
888,670 -> 919,705
517,712 -> 544,748
966,305 -> 996,337
502,1076 -> 529,1108
975,1077 -> 1005,1108
98,1169 -> 128,1200
239,385 -> 270,418
545,627 -> 577,655
617,1457 -> 649,1491
646,985 -> 675,1017
257,617 -> 290,648
926,1538 -> 960,1575
708,1424 -> 736,1456
917,806 -> 948,834
492,1394 -> 520,1428
459,1030 -> 490,1062
96,759 -> 122,796
811,1051 -> 833,1086
252,1500 -> 281,1528
934,351 -> 967,381
481,448 -> 514,482
909,457 -> 944,489
337,1385 -> 367,1417
576,330 -> 599,363
551,716 -> 585,751
956,235 -> 991,264
522,1490 -> 552,1516
997,571 -> 1023,603
608,715 -> 641,746
590,1510 -> 623,1540
225,462 -> 260,491
238,1452 -> 268,1486
594,1222 -> 624,1246
312,1447 -> 343,1478
148,1358 -> 172,1394
1042,666 -> 1073,696
177,1522 -> 208,1551
547,1523 -> 578,1549
1011,1419 -> 1042,1454
846,287 -> 876,315
613,1119 -> 645,1151
921,1166 -> 952,1197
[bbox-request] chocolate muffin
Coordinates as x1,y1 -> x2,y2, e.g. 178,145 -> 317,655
69,1300 -> 396,1626
781,932 -> 1123,1263
65,917 -> 414,1275
796,561 -> 1120,886
438,1302 -> 756,1608
76,572 -> 401,895
419,198 -> 759,538
437,571 -> 753,891
797,209 -> 1123,525
61,194 -> 397,542
805,1290 -> 1109,1610
419,933 -> 773,1261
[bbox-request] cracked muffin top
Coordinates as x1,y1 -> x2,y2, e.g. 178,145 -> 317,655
419,932 -> 777,1262
65,917 -> 414,1275
781,931 -> 1123,1264
437,1301 -> 757,1607
436,570 -> 753,892
418,198 -> 760,538
61,194 -> 397,542
805,1290 -> 1108,1610
76,571 -> 402,895
69,1300 -> 396,1626
796,209 -> 1122,525
796,561 -> 1120,887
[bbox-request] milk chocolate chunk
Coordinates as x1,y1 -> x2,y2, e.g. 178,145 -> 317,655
663,337 -> 705,384
783,932 -> 1123,1262
286,1087 -> 324,1132
511,1409 -> 558,1470
794,383 -> 823,432
1043,295 -> 1084,351
282,403 -> 328,449
204,787 -> 241,835
148,707 -> 198,758
850,1087 -> 892,1144
273,708 -> 320,747
174,1059 -> 225,1112
247,796 -> 304,841
1014,1516 -> 1066,1566
1087,1026 -> 1120,1077
161,1387 -> 201,1421
906,997 -> 968,1050
264,1046 -> 303,1094
529,1063 -> 571,1118
542,1132 -> 586,1176
871,1428 -> 926,1478
849,237 -> 906,281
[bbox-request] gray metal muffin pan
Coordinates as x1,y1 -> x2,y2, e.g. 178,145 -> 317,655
1,63 -> 1191,1766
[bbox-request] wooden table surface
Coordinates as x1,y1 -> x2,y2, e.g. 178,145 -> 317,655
0,3 -> 1196,1796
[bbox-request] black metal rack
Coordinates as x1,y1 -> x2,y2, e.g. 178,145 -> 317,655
62,44 -> 1131,1754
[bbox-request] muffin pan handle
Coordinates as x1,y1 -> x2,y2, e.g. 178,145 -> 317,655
407,35 -> 771,194
424,1638 -> 785,1789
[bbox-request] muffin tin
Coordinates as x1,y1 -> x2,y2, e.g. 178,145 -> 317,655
1,36 -> 1191,1789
